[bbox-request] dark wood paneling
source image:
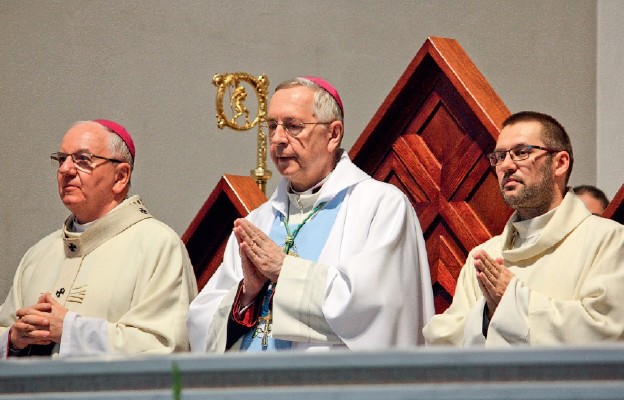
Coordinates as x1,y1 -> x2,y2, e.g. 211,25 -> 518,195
183,175 -> 267,290
350,37 -> 512,313
604,183 -> 624,224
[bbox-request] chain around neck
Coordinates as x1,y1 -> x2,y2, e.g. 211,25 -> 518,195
283,200 -> 327,255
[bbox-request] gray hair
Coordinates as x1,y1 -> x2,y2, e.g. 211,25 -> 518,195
68,121 -> 134,191
100,123 -> 133,189
71,120 -> 134,170
107,130 -> 134,170
274,78 -> 344,123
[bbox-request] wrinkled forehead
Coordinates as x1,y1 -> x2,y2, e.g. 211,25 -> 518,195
496,120 -> 544,150
60,122 -> 112,152
268,86 -> 316,119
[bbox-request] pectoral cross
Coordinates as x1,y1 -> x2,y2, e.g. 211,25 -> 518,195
257,312 -> 272,349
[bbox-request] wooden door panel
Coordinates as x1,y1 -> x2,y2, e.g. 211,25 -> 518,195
350,37 -> 512,313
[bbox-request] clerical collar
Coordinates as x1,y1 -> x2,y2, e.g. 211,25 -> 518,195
286,174 -> 331,223
71,218 -> 96,233
288,173 -> 331,196
510,207 -> 557,249
287,189 -> 320,215
70,199 -> 126,233
288,174 -> 331,211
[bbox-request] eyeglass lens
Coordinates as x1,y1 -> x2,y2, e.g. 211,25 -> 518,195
264,119 -> 306,137
51,152 -> 95,172
487,146 -> 533,166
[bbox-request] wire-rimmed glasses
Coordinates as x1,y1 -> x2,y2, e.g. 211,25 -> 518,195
486,145 -> 560,167
51,151 -> 122,173
262,118 -> 331,138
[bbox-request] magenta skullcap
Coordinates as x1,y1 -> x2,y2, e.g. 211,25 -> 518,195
94,119 -> 135,159
302,76 -> 344,115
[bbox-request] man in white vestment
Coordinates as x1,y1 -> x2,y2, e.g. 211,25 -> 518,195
423,111 -> 624,346
188,76 -> 434,352
0,120 -> 198,358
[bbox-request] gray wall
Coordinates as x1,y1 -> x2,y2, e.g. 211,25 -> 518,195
597,0 -> 624,200
0,0 -> 609,299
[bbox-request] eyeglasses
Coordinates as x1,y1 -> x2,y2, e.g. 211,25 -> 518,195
51,151 -> 122,173
486,144 -> 560,166
262,118 -> 331,138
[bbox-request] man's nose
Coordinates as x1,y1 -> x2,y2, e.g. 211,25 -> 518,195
58,156 -> 77,174
498,151 -> 516,170
270,125 -> 289,143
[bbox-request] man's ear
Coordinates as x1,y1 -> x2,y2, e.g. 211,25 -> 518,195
327,120 -> 343,153
553,150 -> 570,180
112,163 -> 132,194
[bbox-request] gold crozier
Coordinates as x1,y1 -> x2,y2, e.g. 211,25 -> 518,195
213,72 -> 272,193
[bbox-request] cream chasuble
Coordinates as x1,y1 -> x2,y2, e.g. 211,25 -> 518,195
423,191 -> 624,346
0,195 -> 198,358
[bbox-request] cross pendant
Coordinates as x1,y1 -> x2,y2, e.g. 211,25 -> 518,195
259,312 -> 272,348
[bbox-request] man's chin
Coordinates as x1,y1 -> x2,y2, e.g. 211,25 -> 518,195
502,192 -> 524,208
61,196 -> 84,209
277,165 -> 300,179
276,159 -> 297,171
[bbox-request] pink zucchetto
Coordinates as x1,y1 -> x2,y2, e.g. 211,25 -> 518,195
302,76 -> 344,116
94,119 -> 135,159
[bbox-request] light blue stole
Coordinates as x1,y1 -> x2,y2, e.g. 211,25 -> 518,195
240,189 -> 347,351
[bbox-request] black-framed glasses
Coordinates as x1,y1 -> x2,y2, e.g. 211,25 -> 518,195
486,144 -> 560,166
51,151 -> 122,173
262,118 -> 331,138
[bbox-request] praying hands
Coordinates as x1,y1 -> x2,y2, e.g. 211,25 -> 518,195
473,249 -> 514,318
233,218 -> 286,300
10,293 -> 67,350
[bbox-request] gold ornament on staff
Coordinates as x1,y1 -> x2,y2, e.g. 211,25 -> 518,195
213,72 -> 271,194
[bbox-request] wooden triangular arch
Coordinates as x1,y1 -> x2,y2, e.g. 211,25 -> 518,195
184,37 -> 514,308
186,38 -> 618,313
604,183 -> 624,224
349,36 -> 513,313
183,175 -> 266,290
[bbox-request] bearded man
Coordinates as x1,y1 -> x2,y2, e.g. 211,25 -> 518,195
423,111 -> 624,346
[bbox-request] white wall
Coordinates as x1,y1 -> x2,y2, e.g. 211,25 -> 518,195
0,0 -> 600,298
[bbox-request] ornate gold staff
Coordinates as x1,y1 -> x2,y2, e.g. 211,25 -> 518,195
213,72 -> 271,194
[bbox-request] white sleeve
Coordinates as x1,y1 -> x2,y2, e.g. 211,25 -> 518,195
462,297 -> 487,346
461,277 -> 529,347
0,329 -> 9,359
59,312 -> 109,358
187,233 -> 242,352
272,256 -> 341,343
321,189 -> 433,348
486,277 -> 530,346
